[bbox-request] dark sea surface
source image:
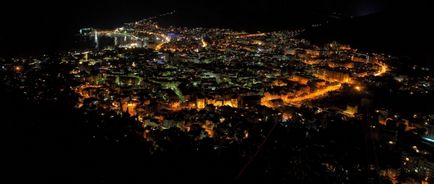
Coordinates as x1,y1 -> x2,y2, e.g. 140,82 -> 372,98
303,11 -> 434,66
0,8 -> 324,56
1,4 -> 432,66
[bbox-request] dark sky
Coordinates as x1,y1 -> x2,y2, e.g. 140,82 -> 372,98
1,0 -> 429,30
0,0 -> 432,58
1,1 -> 379,27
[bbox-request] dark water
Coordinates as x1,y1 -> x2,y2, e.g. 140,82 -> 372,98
0,0 -> 389,56
1,4 -> 433,67
303,10 -> 434,66
0,8 -> 325,56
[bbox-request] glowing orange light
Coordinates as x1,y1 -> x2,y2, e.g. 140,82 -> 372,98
15,66 -> 22,72
342,106 -> 358,117
261,84 -> 342,108
202,120 -> 215,138
282,112 -> 293,121
374,62 -> 389,76
288,75 -> 309,85
272,80 -> 287,87
355,86 -> 361,91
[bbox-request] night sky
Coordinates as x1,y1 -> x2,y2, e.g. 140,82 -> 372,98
0,1 -> 433,62
0,0 -> 422,28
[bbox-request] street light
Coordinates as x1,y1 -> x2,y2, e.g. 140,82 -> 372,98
354,86 -> 361,91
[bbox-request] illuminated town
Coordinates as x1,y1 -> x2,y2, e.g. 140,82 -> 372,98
1,16 -> 433,183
